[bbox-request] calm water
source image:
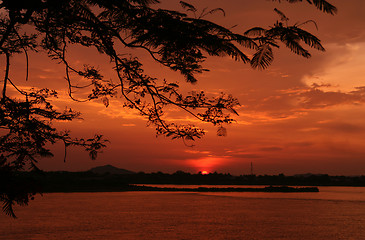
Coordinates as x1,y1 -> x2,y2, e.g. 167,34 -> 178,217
1,187 -> 364,240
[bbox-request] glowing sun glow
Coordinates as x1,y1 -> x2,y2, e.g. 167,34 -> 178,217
201,171 -> 209,175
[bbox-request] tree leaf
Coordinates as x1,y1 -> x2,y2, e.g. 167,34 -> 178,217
179,1 -> 197,12
217,126 -> 227,137
102,97 -> 109,108
251,43 -> 274,70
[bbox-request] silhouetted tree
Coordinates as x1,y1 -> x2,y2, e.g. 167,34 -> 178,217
0,0 -> 336,217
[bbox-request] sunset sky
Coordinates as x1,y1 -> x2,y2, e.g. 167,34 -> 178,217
7,0 -> 365,175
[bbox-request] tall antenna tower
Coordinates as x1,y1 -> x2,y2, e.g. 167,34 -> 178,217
250,162 -> 254,175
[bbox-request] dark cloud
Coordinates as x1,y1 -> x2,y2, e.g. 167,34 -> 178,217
242,84 -> 365,118
287,142 -> 314,148
299,87 -> 365,109
231,153 -> 261,159
319,122 -> 364,133
259,147 -> 283,152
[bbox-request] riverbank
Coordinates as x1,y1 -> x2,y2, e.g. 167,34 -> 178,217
127,185 -> 319,192
43,184 -> 319,193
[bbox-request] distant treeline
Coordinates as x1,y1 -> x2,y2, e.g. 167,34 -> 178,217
19,171 -> 365,193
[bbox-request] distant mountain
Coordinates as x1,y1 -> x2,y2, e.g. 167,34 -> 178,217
294,173 -> 328,177
88,165 -> 135,175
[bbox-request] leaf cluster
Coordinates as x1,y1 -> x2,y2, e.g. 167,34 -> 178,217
0,91 -> 108,217
0,0 -> 336,216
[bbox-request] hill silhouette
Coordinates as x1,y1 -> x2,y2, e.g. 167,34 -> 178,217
18,170 -> 365,193
88,165 -> 135,175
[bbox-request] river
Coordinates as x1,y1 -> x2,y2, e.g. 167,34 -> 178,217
1,186 -> 364,239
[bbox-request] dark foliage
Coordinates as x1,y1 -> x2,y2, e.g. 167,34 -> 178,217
34,170 -> 365,192
0,0 -> 336,217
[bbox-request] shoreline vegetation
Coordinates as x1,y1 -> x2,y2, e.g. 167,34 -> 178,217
17,165 -> 365,193
43,185 -> 320,193
122,185 -> 320,193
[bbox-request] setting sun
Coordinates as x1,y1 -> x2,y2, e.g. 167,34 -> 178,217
1,1 -> 364,240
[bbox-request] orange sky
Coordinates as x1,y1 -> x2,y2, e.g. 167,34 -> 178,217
6,0 -> 365,175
